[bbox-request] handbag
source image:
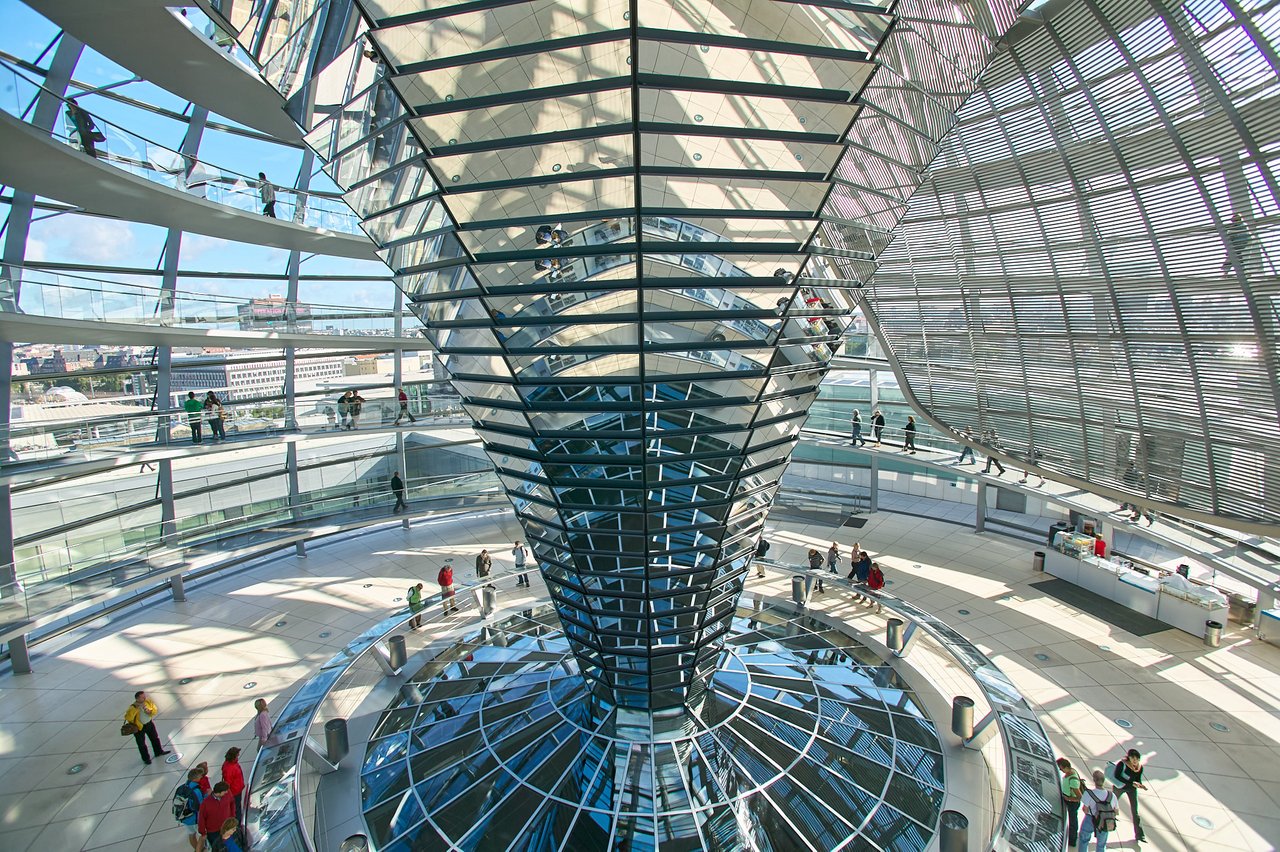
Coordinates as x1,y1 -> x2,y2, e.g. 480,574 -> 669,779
121,721 -> 140,737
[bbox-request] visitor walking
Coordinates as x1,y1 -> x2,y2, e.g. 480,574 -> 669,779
826,541 -> 840,575
1221,212 -> 1252,276
957,426 -> 975,464
1058,757 -> 1085,847
982,429 -> 1006,475
66,100 -> 104,158
755,535 -> 769,578
390,471 -> 408,513
865,561 -> 885,611
184,391 -> 204,444
393,387 -> 417,424
123,690 -> 169,765
872,409 -> 886,446
253,698 -> 277,749
851,410 -> 867,447
438,563 -> 457,614
1113,749 -> 1147,843
204,391 -> 226,442
258,172 -> 276,218
808,548 -> 825,593
1078,769 -> 1118,852
407,582 -> 425,628
220,819 -> 245,852
903,416 -> 917,454
512,541 -> 530,587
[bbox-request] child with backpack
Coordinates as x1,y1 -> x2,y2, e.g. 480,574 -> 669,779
172,768 -> 205,851
1078,768 -> 1119,851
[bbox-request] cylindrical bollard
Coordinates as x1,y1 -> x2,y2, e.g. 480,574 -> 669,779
791,575 -> 805,605
480,585 -> 496,617
886,618 -> 905,652
938,810 -> 969,852
324,717 -> 349,764
1033,551 -> 1046,572
951,696 -> 975,740
388,635 -> 407,670
1204,620 -> 1223,647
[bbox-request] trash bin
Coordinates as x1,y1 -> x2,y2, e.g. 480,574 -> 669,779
479,585 -> 496,618
791,575 -> 806,605
1033,551 -> 1045,572
324,717 -> 349,763
1204,620 -> 1223,647
387,635 -> 407,670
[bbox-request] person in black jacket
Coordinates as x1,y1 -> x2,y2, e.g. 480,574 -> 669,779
903,416 -> 917,454
390,471 -> 407,513
1113,749 -> 1148,843
872,409 -> 886,446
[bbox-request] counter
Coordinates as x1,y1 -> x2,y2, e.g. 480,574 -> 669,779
1049,532 -> 1228,638
1258,609 -> 1280,646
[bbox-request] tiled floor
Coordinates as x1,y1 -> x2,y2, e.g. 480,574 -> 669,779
0,506 -> 1276,851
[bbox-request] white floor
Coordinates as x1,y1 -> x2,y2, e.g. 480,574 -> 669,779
0,506 -> 1276,852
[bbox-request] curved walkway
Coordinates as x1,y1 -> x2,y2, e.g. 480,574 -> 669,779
0,111 -> 377,261
21,0 -> 302,141
0,511 -> 1275,851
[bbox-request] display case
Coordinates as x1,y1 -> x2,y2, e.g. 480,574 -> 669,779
1156,582 -> 1229,637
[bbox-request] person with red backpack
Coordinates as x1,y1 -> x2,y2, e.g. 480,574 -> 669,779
866,561 -> 886,611
438,563 -> 456,614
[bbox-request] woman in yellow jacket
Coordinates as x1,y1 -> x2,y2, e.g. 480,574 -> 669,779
124,690 -> 169,765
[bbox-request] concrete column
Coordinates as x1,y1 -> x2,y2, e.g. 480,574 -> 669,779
975,482 -> 987,533
169,573 -> 186,602
287,442 -> 306,558
868,455 -> 879,513
8,635 -> 32,675
393,288 -> 409,528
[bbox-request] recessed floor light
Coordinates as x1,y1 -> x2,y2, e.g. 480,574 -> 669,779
275,620 -> 287,627
165,753 -> 182,764
958,609 -> 970,616
1115,718 -> 1133,729
1209,722 -> 1229,732
394,597 -> 403,602
1192,815 -> 1214,830
1099,645 -> 1111,652
363,584 -> 373,588
67,763 -> 86,775
244,681 -> 257,689
179,677 -> 193,685
320,632 -> 332,639
1034,653 -> 1050,661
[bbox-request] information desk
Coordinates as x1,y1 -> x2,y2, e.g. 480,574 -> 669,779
1257,609 -> 1280,646
1048,532 -> 1228,637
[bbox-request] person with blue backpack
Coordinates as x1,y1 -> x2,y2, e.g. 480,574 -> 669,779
173,767 -> 206,851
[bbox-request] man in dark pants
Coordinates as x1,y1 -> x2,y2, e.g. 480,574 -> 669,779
1114,749 -> 1148,843
390,471 -> 408,513
124,690 -> 169,764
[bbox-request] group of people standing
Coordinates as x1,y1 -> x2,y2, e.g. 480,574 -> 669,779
182,391 -> 227,444
334,390 -> 366,430
124,691 -> 278,852
803,541 -> 886,608
414,541 -> 533,621
1058,750 -> 1149,851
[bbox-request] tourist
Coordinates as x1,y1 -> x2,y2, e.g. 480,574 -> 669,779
1058,757 -> 1084,847
407,582 -> 425,629
390,471 -> 408,513
438,563 -> 456,614
512,541 -> 529,587
1113,749 -> 1147,844
866,562 -> 885,611
197,782 -> 235,852
174,768 -> 206,852
476,549 -> 492,583
851,410 -> 867,447
204,391 -> 226,442
221,747 -> 245,823
808,548 -> 825,593
1078,769 -> 1118,851
253,698 -> 276,749
826,541 -> 840,575
123,690 -> 169,765
258,172 -> 276,218
903,416 -> 917,454
184,391 -> 204,444
393,386 -> 417,424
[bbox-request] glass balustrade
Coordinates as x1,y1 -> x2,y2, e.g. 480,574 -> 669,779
0,59 -> 364,235
3,266 -> 400,334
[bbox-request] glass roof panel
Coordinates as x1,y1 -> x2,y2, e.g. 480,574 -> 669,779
640,89 -> 853,137
638,41 -> 874,94
636,0 -> 891,55
641,134 -> 842,175
393,42 -> 631,107
446,176 -> 636,221
372,0 -> 629,67
432,135 -> 634,188
639,176 -> 828,215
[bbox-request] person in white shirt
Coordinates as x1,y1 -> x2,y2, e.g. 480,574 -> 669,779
1078,768 -> 1118,851
511,541 -> 530,587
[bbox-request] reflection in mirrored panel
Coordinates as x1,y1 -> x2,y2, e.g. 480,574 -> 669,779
360,603 -> 945,850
